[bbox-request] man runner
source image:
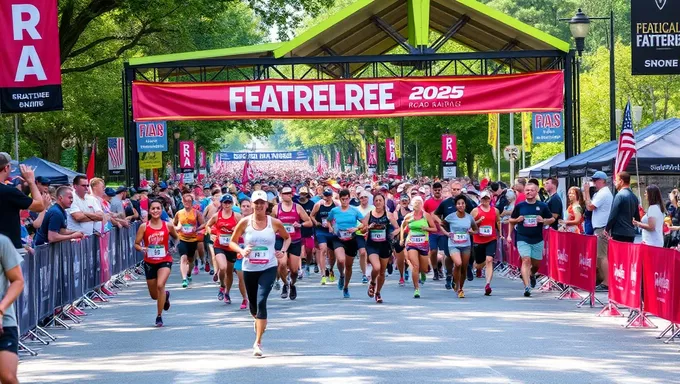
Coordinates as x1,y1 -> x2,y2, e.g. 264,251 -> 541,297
310,188 -> 337,284
327,189 -> 365,298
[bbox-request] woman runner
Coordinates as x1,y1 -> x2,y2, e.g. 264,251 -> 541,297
400,196 -> 437,298
229,190 -> 291,357
362,194 -> 400,303
443,195 -> 478,298
393,194 -> 411,286
327,189 -> 365,298
310,188 -> 337,284
470,191 -> 500,296
134,200 -> 179,327
173,190 -> 205,288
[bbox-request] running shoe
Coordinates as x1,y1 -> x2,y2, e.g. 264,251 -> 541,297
404,269 -> 410,281
343,288 -> 350,299
524,287 -> 532,297
419,272 -> 426,285
187,275 -> 193,283
413,289 -> 420,298
218,287 -> 225,301
476,268 -> 482,278
224,293 -> 232,304
305,264 -> 311,275
253,343 -> 263,357
298,269 -> 304,280
155,315 -> 163,327
164,291 -> 171,311
368,282 -> 376,298
289,285 -> 297,300
338,275 -> 344,290
466,264 -> 474,281
530,274 -> 537,288
375,292 -> 383,303
362,275 -> 368,284
274,279 -> 281,290
193,266 -> 199,275
321,276 -> 327,285
314,264 -> 319,274
433,269 -> 440,281
445,275 -> 453,290
205,262 -> 211,272
209,269 -> 215,276
398,277 -> 405,287
438,267 -> 444,278
386,263 -> 393,275
484,284 -> 492,296
458,289 -> 465,299
240,300 -> 248,310
329,271 -> 336,282
182,279 -> 188,288
281,284 -> 289,299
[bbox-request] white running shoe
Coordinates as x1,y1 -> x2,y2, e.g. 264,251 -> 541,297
253,343 -> 263,357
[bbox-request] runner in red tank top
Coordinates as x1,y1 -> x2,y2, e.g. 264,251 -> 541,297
135,199 -> 179,327
271,185 -> 312,300
206,194 -> 247,308
470,191 -> 501,296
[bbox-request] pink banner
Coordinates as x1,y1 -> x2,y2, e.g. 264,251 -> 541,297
368,144 -> 377,165
641,245 -> 679,323
198,147 -> 207,168
179,140 -> 195,170
548,229 -> 597,292
441,134 -> 457,162
99,232 -> 111,283
607,240 -> 642,309
386,138 -> 397,164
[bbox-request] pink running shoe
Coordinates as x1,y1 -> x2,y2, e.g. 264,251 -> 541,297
399,277 -> 405,287
240,300 -> 248,310
193,266 -> 199,275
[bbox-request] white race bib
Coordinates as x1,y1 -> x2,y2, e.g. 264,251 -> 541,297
321,218 -> 328,227
219,234 -> 231,245
338,230 -> 353,240
182,224 -> 195,234
452,232 -> 468,243
370,229 -> 386,242
249,246 -> 270,264
479,226 -> 493,236
410,235 -> 426,244
147,245 -> 166,259
524,216 -> 538,228
283,223 -> 296,233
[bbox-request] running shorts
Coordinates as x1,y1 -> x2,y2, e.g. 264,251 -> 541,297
473,240 -> 497,264
366,242 -> 392,259
215,248 -> 239,263
178,240 -> 198,258
302,236 -> 315,250
331,236 -> 359,257
144,261 -> 172,280
517,241 -> 544,260
315,230 -> 334,245
0,327 -> 18,355
275,237 -> 302,257
406,246 -> 428,256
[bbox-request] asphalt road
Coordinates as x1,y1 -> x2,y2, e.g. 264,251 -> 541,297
18,263 -> 680,384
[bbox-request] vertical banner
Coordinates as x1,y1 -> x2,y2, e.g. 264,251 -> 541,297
0,0 -> 63,113
179,140 -> 195,170
334,150 -> 341,170
386,138 -> 398,176
199,147 -> 207,168
107,137 -> 126,176
441,134 -> 457,178
367,144 -> 377,176
521,112 -> 532,151
488,113 -> 499,160
607,240 -> 642,309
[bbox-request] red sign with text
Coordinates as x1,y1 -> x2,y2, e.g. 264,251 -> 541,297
548,229 -> 597,292
385,138 -> 396,164
179,141 -> 195,170
641,245 -> 679,323
607,240 -> 642,309
0,0 -> 63,112
132,71 -> 564,121
368,144 -> 377,166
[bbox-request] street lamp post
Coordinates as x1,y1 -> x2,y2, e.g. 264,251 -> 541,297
173,130 -> 180,178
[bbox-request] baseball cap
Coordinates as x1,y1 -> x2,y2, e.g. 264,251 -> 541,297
355,185 -> 363,193
418,186 -> 427,194
105,187 -> 117,197
36,176 -> 51,185
592,171 -> 608,180
323,187 -> 333,197
281,186 -> 293,194
251,190 -> 268,203
220,194 -> 233,203
129,187 -> 138,195
299,186 -> 310,195
359,190 -> 371,198
380,184 -> 389,191
159,181 -> 168,189
397,184 -> 405,193
115,186 -> 127,194
400,193 -> 410,201
480,190 -> 492,199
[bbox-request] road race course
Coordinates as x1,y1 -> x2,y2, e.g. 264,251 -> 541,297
18,263 -> 679,384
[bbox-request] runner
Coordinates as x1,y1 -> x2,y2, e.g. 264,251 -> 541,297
442,195 -> 479,298
508,179 -> 554,297
423,182 -> 445,281
297,187 -> 318,276
310,188 -> 336,284
206,194 -> 247,308
362,193 -> 400,303
327,189 -> 365,298
393,194 -> 411,286
271,185 -> 313,300
470,191 -> 501,296
355,190 -> 374,284
173,189 -> 205,288
400,196 -> 437,298
229,190 -> 290,357
134,200 -> 179,327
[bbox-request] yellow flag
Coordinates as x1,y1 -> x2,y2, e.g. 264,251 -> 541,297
488,113 -> 499,147
395,134 -> 401,159
522,112 -> 532,151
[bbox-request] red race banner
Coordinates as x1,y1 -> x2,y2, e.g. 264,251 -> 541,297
641,245 -> 679,323
198,147 -> 207,168
179,141 -> 195,170
385,138 -> 397,164
368,144 -> 377,166
548,229 -> 597,292
0,0 -> 63,113
132,71 -> 564,121
607,240 -> 642,309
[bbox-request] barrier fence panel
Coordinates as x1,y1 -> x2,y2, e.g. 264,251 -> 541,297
641,245 -> 679,329
603,240 -> 642,317
547,229 -> 598,305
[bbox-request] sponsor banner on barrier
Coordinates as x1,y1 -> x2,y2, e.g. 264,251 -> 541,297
641,245 -> 679,323
548,229 -> 597,293
132,71 -> 565,121
218,151 -> 309,161
607,240 -> 642,309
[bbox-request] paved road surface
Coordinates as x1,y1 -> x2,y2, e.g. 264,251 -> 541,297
18,265 -> 679,384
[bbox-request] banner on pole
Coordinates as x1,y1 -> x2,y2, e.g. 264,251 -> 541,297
521,112 -> 532,151
386,138 -> 398,176
0,0 -> 63,113
218,151 -> 309,161
139,152 -> 162,169
532,112 -> 564,143
198,147 -> 207,168
441,134 -> 457,179
368,144 -> 378,166
132,71 -> 565,121
107,137 -> 126,176
179,140 -> 195,170
136,121 -> 167,152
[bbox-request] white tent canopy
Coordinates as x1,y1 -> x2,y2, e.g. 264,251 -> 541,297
519,153 -> 565,178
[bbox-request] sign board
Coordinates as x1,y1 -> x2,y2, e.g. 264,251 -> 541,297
0,0 -> 63,113
503,145 -> 519,161
182,168 -> 194,184
367,165 -> 376,176
179,140 -> 195,169
218,151 -> 309,161
532,112 -> 564,143
139,152 -> 162,169
136,121 -> 167,152
441,134 -> 457,178
386,164 -> 398,177
386,138 -> 398,176
107,137 -> 125,175
631,0 -> 680,75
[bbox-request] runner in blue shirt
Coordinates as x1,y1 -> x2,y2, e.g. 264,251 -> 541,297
327,189 -> 365,298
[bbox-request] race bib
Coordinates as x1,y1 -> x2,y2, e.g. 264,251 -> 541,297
283,223 -> 296,233
479,226 -> 493,236
410,235 -> 426,245
249,246 -> 270,264
321,218 -> 328,227
452,232 -> 468,243
370,229 -> 387,242
219,234 -> 231,245
147,245 -> 166,259
182,224 -> 195,234
338,230 -> 353,241
524,215 -> 538,228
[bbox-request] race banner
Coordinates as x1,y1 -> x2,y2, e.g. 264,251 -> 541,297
607,240 -> 642,309
521,112 -> 532,151
107,137 -> 126,176
0,0 -> 63,113
198,147 -> 207,168
139,151 -> 162,169
136,121 -> 167,152
488,113 -> 499,160
441,134 -> 457,178
132,71 -> 565,121
641,245 -> 679,323
386,138 -> 397,176
219,151 -> 309,161
532,112 -> 564,143
179,140 -> 195,170
547,230 -> 597,293
631,0 -> 680,75
368,144 -> 378,166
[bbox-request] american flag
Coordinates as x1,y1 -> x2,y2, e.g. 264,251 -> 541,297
108,137 -> 125,169
614,101 -> 636,176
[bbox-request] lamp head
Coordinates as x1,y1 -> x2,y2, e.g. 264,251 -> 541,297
569,9 -> 591,56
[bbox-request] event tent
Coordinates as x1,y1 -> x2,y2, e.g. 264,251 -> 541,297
11,157 -> 84,185
519,152 -> 564,178
549,118 -> 680,178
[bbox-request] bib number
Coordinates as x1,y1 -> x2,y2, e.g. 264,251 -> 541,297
410,235 -> 426,245
147,245 -> 166,259
219,234 -> 231,245
370,229 -> 386,242
283,224 -> 296,234
479,226 -> 493,236
321,218 -> 328,227
182,224 -> 195,234
338,230 -> 353,241
249,246 -> 270,265
524,216 -> 538,228
452,232 -> 468,243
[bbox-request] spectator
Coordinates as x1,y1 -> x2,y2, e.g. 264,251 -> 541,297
490,182 -> 509,211
605,171 -> 640,243
67,175 -> 105,237
584,171 -> 613,286
500,189 -> 516,224
544,177 -> 563,231
633,185 -> 665,247
35,176 -> 51,194
560,187 -> 585,233
110,187 -> 128,226
129,188 -> 142,219
123,189 -> 139,222
34,187 -> 84,246
0,153 -> 45,251
0,233 -> 25,384
665,189 -> 680,248
514,180 -> 526,204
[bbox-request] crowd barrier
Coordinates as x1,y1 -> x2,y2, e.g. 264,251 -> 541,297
15,223 -> 144,356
